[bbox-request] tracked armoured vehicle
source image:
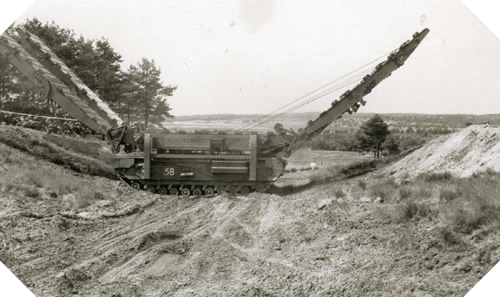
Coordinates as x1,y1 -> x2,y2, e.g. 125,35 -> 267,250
0,28 -> 429,195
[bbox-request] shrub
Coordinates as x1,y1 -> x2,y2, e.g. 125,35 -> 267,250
399,178 -> 413,186
439,228 -> 463,246
370,185 -> 389,200
416,186 -> 432,199
395,200 -> 432,222
448,206 -> 480,234
369,179 -> 397,200
309,165 -> 342,184
58,181 -> 98,209
75,187 -> 97,208
445,173 -> 500,234
400,200 -> 419,221
448,199 -> 500,234
20,166 -> 99,209
485,168 -> 497,176
421,172 -> 453,183
26,171 -> 45,188
23,187 -> 40,198
439,187 -> 459,202
334,189 -> 346,198
398,186 -> 413,200
340,160 -> 378,178
357,180 -> 367,190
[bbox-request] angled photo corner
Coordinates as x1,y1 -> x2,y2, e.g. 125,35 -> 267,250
0,1 -> 500,297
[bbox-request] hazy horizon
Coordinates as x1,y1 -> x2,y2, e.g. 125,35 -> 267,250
14,0 -> 500,116
174,111 -> 500,118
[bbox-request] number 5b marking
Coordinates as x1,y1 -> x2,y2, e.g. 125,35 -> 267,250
164,168 -> 175,176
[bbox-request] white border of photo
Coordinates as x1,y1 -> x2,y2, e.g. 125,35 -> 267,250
0,4 -> 44,297
460,1 -> 500,294
0,0 -> 35,33
0,0 -> 499,296
0,261 -> 35,297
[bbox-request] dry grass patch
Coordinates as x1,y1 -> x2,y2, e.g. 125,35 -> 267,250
4,162 -> 104,210
334,189 -> 346,198
393,200 -> 434,222
357,180 -> 367,190
416,187 -> 432,199
378,171 -> 500,246
398,186 -> 414,200
439,186 -> 460,202
369,178 -> 397,200
441,172 -> 500,234
419,172 -> 453,183
0,125 -> 115,178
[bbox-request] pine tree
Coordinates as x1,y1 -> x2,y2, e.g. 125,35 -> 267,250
2,19 -> 177,129
356,114 -> 390,158
383,135 -> 400,155
126,58 -> 176,128
94,39 -> 125,111
20,18 -> 126,113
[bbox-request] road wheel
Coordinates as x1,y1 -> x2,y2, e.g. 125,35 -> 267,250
145,185 -> 156,193
192,188 -> 202,196
131,182 -> 141,191
158,187 -> 168,195
169,188 -> 179,196
205,187 -> 215,196
216,185 -> 227,194
255,183 -> 266,193
239,186 -> 250,196
181,188 -> 190,196
229,186 -> 238,196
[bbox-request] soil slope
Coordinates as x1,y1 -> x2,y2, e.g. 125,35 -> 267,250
385,125 -> 500,178
1,125 -> 498,297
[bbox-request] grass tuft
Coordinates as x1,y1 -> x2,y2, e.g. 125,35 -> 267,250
439,228 -> 463,246
369,179 -> 397,200
416,186 -> 432,199
398,186 -> 413,200
340,160 -> 378,178
439,187 -> 460,202
23,187 -> 40,198
394,200 -> 433,222
334,189 -> 346,198
378,171 -> 500,242
420,172 -> 453,183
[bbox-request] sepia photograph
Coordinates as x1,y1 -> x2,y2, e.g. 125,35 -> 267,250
0,0 -> 500,296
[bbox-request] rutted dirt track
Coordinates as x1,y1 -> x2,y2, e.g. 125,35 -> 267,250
3,182 -> 494,296
0,126 -> 499,296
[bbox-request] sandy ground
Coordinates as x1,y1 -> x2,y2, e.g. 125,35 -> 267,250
385,125 -> 500,178
3,178 -> 495,297
0,125 -> 499,296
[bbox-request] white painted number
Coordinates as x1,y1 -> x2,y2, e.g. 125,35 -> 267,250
164,168 -> 175,176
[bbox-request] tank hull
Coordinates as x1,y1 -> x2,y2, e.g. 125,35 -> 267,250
113,132 -> 286,195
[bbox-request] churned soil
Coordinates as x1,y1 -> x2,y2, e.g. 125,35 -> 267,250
1,125 -> 499,296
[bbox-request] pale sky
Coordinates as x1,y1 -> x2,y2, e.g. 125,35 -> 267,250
15,0 -> 500,116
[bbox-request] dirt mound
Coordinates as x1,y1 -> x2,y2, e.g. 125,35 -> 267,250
2,126 -> 498,297
0,125 -> 115,178
385,125 -> 500,178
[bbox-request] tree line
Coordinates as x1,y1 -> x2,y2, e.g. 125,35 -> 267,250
310,114 -> 429,158
0,18 -> 176,130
